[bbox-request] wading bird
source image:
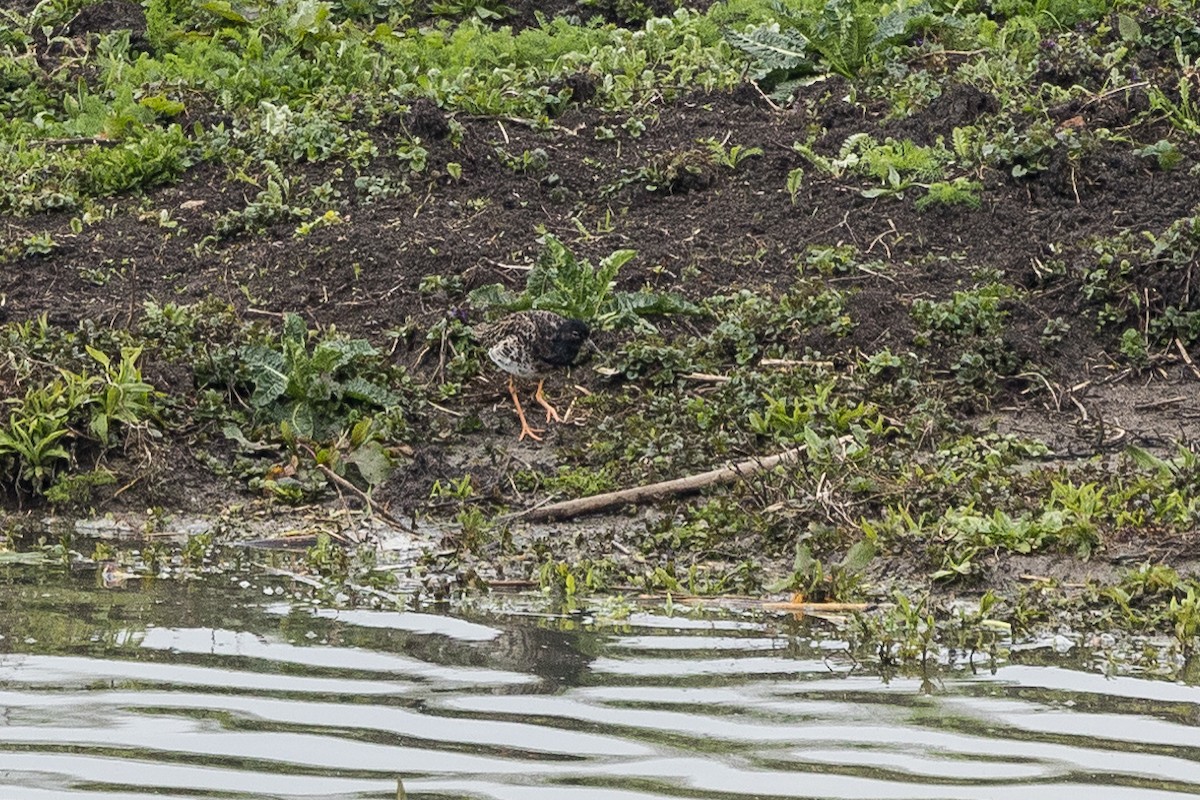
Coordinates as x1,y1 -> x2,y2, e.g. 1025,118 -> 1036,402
474,310 -> 592,441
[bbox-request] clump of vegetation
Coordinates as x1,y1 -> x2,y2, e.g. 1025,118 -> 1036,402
470,234 -> 698,330
0,343 -> 158,501
230,313 -> 406,440
911,282 -> 1022,395
602,138 -> 762,197
728,0 -> 938,92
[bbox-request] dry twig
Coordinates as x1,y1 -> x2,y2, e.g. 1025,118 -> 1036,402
514,447 -> 806,522
315,462 -> 416,534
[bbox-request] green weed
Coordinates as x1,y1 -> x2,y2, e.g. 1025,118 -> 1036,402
915,177 -> 983,211
214,172 -> 313,239
702,137 -> 764,168
795,133 -> 954,200
769,535 -> 875,601
231,313 -> 407,440
728,0 -> 933,91
911,283 -> 1021,395
1171,586 -> 1200,656
469,233 -> 697,331
0,346 -> 159,497
1134,139 -> 1184,171
1147,39 -> 1200,135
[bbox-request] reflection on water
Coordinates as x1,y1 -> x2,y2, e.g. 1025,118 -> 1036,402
2,566 -> 1200,799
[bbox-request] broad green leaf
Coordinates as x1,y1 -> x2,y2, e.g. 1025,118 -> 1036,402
469,282 -> 524,311
90,413 -> 110,444
287,402 -> 316,439
1117,13 -> 1141,42
200,1 -> 250,24
85,345 -> 111,368
241,345 -> 289,407
838,538 -> 876,573
341,376 -> 400,408
793,543 -> 815,578
1126,444 -> 1176,478
283,313 -> 308,344
347,441 -> 393,487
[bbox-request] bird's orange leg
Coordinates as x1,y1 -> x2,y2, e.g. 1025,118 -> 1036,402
508,376 -> 544,441
534,379 -> 563,423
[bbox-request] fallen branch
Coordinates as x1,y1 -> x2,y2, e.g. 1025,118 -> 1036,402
515,446 -> 805,522
1134,395 -> 1186,411
486,579 -> 539,589
315,463 -> 416,534
37,136 -> 119,148
1176,338 -> 1200,380
759,358 -> 835,368
467,114 -> 578,135
681,371 -> 731,383
263,566 -> 326,589
761,601 -> 872,612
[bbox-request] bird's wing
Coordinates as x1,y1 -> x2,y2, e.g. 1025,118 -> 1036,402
487,335 -> 537,377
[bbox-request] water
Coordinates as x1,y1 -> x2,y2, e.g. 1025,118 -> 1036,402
2,565 -> 1200,799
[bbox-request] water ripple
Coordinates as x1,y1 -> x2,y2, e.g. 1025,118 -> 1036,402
2,578 -> 1200,799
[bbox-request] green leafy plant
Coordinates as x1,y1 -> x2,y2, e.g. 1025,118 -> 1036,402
911,283 -> 1021,393
0,347 -> 158,496
769,534 -> 876,601
602,148 -> 714,197
430,0 -> 513,21
1047,480 -> 1105,558
22,232 -> 57,257
84,346 -> 158,445
578,0 -> 659,25
0,394 -> 72,493
987,0 -> 1110,29
1149,63 -> 1200,136
786,167 -> 805,204
236,313 -> 404,439
1134,139 -> 1184,171
855,589 -> 938,667
703,138 -> 763,168
915,177 -> 982,211
1170,585 -> 1200,656
796,133 -> 953,199
727,0 -> 934,92
469,234 -> 698,331
214,174 -> 313,238
396,138 -> 429,173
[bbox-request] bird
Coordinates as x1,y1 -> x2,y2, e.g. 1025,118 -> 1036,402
473,310 -> 593,441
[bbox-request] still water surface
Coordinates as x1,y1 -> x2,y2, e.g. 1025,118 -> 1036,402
2,566 -> 1199,799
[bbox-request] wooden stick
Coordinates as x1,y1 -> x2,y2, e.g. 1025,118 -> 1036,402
761,601 -> 872,612
747,78 -> 784,111
681,371 -> 731,383
759,358 -> 834,368
515,447 -> 805,522
1176,338 -> 1200,380
37,136 -> 119,148
315,463 -> 416,534
1134,395 -> 1186,411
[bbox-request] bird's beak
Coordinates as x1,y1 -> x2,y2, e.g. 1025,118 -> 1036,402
585,338 -> 600,354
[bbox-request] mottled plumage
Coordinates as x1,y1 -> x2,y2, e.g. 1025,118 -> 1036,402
475,310 -> 591,377
474,311 -> 592,440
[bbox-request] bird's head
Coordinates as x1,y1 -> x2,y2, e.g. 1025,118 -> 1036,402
547,318 -> 592,365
